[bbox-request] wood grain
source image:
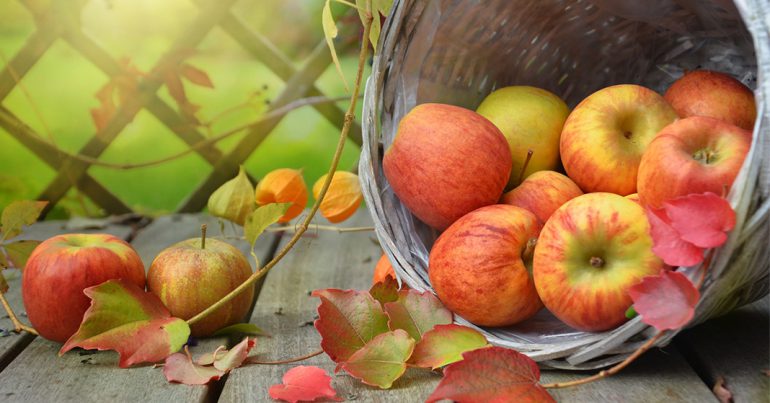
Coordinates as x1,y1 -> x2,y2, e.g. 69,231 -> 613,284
675,296 -> 770,403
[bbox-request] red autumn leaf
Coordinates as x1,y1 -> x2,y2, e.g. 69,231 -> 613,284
384,289 -> 452,341
312,289 -> 389,363
369,276 -> 399,306
646,207 -> 704,267
180,63 -> 214,88
628,270 -> 699,331
164,347 -> 225,385
340,329 -> 415,389
664,192 -> 736,248
426,346 -> 554,403
410,324 -> 489,369
195,345 -> 227,366
268,365 -> 341,403
60,279 -> 190,368
164,71 -> 187,105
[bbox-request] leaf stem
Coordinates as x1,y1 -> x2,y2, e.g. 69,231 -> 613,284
186,3 -> 374,327
248,349 -> 323,365
0,291 -> 38,335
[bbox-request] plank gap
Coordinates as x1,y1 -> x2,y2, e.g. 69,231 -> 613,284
0,333 -> 35,374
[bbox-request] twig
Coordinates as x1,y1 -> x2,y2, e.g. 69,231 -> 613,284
266,224 -> 374,233
248,349 -> 323,365
0,291 -> 38,335
185,2 -> 374,327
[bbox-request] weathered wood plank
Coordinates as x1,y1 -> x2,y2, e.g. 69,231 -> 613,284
543,347 -> 718,402
675,296 -> 769,403
218,210 -> 447,402
0,214 -> 277,402
0,220 -> 132,370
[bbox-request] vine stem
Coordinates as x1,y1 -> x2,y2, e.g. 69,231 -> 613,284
266,224 -> 374,233
186,2 -> 374,327
0,291 -> 38,335
543,250 -> 715,389
248,349 -> 323,365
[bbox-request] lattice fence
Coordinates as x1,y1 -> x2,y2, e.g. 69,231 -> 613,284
0,0 -> 361,216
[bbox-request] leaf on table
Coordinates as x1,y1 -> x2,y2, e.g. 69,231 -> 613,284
712,376 -> 732,403
195,345 -> 227,366
340,329 -> 415,389
208,166 -> 256,226
1,200 -> 48,240
212,322 -> 268,337
663,192 -> 736,248
646,206 -> 704,267
60,279 -> 190,368
180,63 -> 214,88
164,347 -> 225,385
426,346 -> 554,403
322,0 -> 348,92
4,240 -> 41,269
384,289 -> 452,342
410,324 -> 489,369
268,365 -> 342,403
628,270 -> 699,331
312,288 -> 389,363
369,276 -> 399,306
213,337 -> 256,371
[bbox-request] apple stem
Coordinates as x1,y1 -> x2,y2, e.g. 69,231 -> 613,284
521,238 -> 537,262
590,256 -> 604,268
201,224 -> 207,250
517,149 -> 534,184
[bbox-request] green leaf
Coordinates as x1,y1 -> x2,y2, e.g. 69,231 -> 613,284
1,201 -> 48,240
207,166 -> 255,226
322,0 -> 349,92
384,289 -> 452,342
244,203 -> 290,266
340,329 -> 415,389
212,322 -> 268,337
625,305 -> 638,319
355,0 -> 392,53
369,276 -> 399,306
3,240 -> 40,269
410,324 -> 490,369
60,279 -> 190,368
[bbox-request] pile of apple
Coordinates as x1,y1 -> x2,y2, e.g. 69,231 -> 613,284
21,227 -> 253,343
383,70 -> 755,332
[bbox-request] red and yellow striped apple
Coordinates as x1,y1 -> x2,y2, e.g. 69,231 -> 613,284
148,234 -> 254,337
664,70 -> 756,131
638,116 -> 751,209
429,204 -> 542,327
501,170 -> 583,224
533,193 -> 664,332
560,84 -> 677,195
383,103 -> 511,230
22,234 -> 146,343
476,86 -> 570,188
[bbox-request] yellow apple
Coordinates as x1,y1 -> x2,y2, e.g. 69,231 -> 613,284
476,86 -> 570,188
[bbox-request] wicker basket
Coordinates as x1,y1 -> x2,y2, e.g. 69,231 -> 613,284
359,0 -> 770,369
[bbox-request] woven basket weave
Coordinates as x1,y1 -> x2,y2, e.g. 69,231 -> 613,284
360,0 -> 770,369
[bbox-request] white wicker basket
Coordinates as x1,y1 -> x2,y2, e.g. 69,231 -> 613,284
359,0 -> 770,369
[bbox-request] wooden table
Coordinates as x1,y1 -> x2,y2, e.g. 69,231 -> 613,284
0,211 -> 767,402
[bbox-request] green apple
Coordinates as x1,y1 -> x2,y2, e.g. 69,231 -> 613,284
477,86 -> 570,188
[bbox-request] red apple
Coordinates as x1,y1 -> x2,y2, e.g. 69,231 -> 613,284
560,85 -> 677,195
533,193 -> 663,332
429,205 -> 542,327
22,234 -> 145,343
664,70 -> 756,131
383,103 -> 511,230
638,116 -> 751,209
625,193 -> 641,205
501,171 -> 583,223
148,231 -> 254,337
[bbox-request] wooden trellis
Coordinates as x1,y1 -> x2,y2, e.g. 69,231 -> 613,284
0,0 -> 362,216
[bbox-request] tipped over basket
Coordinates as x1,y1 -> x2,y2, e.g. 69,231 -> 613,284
359,0 -> 770,370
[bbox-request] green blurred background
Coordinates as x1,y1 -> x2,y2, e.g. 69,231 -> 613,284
0,0 -> 366,219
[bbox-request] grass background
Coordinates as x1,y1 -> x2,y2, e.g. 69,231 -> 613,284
0,0 -> 366,218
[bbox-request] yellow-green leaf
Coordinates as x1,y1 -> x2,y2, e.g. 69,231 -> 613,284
213,322 -> 268,337
1,201 -> 48,240
4,240 -> 40,269
322,0 -> 349,92
244,203 -> 291,248
207,166 -> 255,226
